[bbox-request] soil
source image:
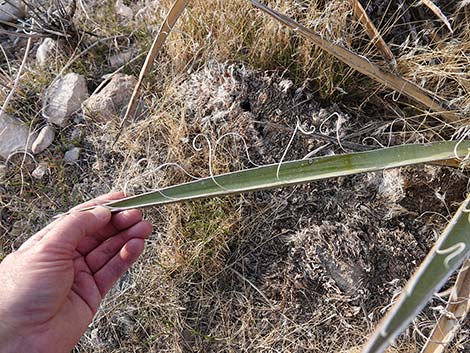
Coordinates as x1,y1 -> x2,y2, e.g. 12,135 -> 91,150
156,62 -> 470,351
1,60 -> 468,352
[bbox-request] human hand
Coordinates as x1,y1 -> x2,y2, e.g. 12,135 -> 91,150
0,192 -> 153,353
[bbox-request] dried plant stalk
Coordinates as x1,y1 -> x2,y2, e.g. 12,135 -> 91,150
251,0 -> 459,121
115,0 -> 190,143
348,0 -> 396,66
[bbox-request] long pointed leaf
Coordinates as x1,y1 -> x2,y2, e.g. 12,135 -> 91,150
362,196 -> 470,353
89,140 -> 470,212
420,258 -> 470,353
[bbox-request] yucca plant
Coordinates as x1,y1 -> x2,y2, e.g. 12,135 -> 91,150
71,140 -> 470,352
95,0 -> 470,352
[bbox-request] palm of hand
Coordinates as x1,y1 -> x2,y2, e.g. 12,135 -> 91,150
0,193 -> 152,353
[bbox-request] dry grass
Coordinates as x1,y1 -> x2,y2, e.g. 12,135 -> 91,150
1,1 -> 470,352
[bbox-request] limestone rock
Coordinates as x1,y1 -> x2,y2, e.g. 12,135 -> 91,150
115,0 -> 133,19
44,73 -> 89,127
64,147 -> 80,163
36,38 -> 57,68
32,162 -> 47,179
82,74 -> 137,122
0,0 -> 25,22
0,113 -> 35,159
32,125 -> 55,154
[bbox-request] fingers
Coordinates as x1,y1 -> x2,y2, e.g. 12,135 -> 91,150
19,192 -> 126,251
71,257 -> 102,315
76,209 -> 145,255
41,207 -> 112,252
94,238 -> 145,296
85,220 -> 152,273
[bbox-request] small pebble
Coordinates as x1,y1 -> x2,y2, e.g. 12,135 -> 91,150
32,163 -> 48,179
32,125 -> 55,154
115,0 -> 133,19
64,147 -> 81,163
70,128 -> 82,141
36,38 -> 57,68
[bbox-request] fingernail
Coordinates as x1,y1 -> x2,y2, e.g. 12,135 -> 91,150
91,206 -> 111,221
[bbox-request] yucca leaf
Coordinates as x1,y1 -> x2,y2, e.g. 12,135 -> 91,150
420,258 -> 470,353
362,195 -> 470,353
92,140 -> 470,212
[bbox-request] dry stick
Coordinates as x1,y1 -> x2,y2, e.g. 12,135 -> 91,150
420,258 -> 470,353
421,0 -> 453,33
348,0 -> 396,67
0,19 -> 69,38
250,0 -> 459,122
91,53 -> 145,96
114,0 -> 190,144
0,36 -> 32,116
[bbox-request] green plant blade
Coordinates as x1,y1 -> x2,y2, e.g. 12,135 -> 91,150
98,140 -> 470,212
362,195 -> 470,353
420,258 -> 470,353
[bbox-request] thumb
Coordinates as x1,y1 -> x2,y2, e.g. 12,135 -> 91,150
42,207 -> 112,250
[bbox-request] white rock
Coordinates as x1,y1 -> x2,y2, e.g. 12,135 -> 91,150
44,73 -> 89,127
32,125 -> 55,154
0,0 -> 25,22
32,163 -> 47,179
36,38 -> 57,68
64,147 -> 80,163
115,0 -> 133,19
82,74 -> 137,122
0,113 -> 35,159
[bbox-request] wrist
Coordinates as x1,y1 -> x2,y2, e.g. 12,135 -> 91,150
0,332 -> 38,353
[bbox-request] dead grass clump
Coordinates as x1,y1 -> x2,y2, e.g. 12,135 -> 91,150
160,0 -> 363,98
397,37 -> 470,110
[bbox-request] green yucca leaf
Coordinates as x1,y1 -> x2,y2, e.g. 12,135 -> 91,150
420,258 -> 470,353
97,140 -> 470,212
362,194 -> 470,353
69,140 -> 470,353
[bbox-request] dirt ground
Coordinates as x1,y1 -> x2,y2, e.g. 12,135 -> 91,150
70,62 -> 470,351
1,60 -> 469,352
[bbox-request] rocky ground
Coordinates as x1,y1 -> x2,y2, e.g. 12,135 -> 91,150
0,1 -> 469,352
